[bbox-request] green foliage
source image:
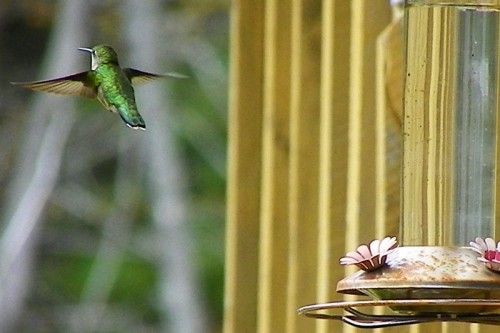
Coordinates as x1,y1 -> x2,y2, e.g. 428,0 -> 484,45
38,254 -> 93,302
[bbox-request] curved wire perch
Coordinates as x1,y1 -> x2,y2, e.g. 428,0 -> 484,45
343,307 -> 430,328
298,299 -> 500,328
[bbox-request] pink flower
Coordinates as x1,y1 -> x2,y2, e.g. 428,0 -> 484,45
340,237 -> 398,271
470,237 -> 500,272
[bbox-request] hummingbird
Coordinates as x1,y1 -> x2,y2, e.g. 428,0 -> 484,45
12,44 -> 187,130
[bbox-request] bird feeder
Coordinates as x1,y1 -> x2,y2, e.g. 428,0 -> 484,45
299,0 -> 500,327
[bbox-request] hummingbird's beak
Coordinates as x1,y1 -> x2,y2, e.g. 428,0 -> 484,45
78,47 -> 93,53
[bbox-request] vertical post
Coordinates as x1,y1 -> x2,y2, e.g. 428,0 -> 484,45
316,1 -> 351,333
287,0 -> 321,332
257,1 -> 291,332
375,2 -> 404,239
224,1 -> 264,332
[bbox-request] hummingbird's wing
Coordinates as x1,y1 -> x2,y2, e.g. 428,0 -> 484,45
11,71 -> 96,98
123,68 -> 188,86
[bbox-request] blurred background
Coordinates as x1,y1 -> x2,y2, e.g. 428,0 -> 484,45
0,0 -> 228,332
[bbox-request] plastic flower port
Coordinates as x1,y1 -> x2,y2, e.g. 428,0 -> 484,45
470,237 -> 500,273
340,237 -> 398,272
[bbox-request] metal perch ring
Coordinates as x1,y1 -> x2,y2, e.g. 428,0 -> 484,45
298,299 -> 500,328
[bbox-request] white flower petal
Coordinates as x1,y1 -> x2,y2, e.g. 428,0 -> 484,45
379,236 -> 397,254
469,241 -> 484,254
475,237 -> 488,251
344,251 -> 365,261
356,245 -> 371,258
485,238 -> 496,251
340,257 -> 358,265
369,239 -> 381,257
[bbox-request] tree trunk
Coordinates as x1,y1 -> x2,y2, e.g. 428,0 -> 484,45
123,1 -> 207,332
0,0 -> 90,331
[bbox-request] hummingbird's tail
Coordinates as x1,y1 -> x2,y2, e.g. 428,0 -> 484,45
118,107 -> 146,130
